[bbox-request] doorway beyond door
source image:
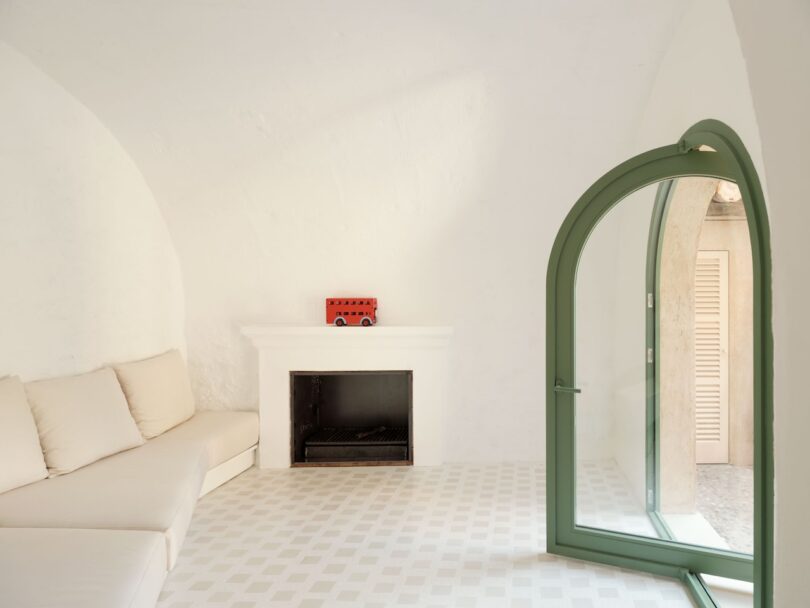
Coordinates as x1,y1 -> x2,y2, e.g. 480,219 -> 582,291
694,250 -> 730,464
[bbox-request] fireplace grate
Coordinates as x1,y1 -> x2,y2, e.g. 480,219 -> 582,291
304,426 -> 408,447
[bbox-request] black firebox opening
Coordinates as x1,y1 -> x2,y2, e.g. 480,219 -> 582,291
290,371 -> 413,465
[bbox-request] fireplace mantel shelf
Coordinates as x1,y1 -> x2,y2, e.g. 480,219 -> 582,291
241,325 -> 453,339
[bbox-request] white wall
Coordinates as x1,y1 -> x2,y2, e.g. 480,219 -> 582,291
729,2 -> 810,605
0,43 -> 185,381
633,0 -> 764,161
0,1 -> 685,462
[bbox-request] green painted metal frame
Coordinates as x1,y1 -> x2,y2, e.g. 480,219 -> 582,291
645,180 -> 674,525
683,571 -> 720,607
546,120 -> 773,608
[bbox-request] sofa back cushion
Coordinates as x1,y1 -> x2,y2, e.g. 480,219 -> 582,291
25,368 -> 144,476
114,350 -> 196,439
0,376 -> 48,493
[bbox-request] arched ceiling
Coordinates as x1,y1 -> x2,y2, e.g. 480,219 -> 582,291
0,0 -> 686,219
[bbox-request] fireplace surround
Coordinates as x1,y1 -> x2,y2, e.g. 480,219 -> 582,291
242,325 -> 452,468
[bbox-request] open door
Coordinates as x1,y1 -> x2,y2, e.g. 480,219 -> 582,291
546,121 -> 772,608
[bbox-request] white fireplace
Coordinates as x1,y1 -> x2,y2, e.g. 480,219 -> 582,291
242,325 -> 452,468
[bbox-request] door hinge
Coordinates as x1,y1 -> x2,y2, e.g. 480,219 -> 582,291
647,348 -> 654,364
647,293 -> 654,309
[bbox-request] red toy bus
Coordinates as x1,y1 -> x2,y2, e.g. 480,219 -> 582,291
326,298 -> 377,326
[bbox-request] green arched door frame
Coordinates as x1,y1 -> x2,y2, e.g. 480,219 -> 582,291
546,120 -> 773,607
644,179 -> 674,541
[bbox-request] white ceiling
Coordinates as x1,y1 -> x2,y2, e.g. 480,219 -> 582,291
0,0 -> 686,216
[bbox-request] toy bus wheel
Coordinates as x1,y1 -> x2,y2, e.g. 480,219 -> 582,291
361,317 -> 372,327
334,317 -> 346,327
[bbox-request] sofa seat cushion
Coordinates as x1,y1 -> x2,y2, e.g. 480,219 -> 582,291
155,409 -> 259,468
0,528 -> 166,608
0,411 -> 256,569
0,432 -> 207,568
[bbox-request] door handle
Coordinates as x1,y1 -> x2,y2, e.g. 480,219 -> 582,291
554,382 -> 582,394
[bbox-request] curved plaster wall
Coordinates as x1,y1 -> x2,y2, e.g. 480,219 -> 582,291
0,1 -> 686,462
0,43 -> 185,381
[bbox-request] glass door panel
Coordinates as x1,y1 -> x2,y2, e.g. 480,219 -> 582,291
573,176 -> 754,558
656,177 -> 754,557
575,182 -> 657,538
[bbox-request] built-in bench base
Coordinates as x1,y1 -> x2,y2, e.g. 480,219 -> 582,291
200,446 -> 257,497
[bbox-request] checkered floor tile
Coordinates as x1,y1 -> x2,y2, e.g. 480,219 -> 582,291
158,464 -> 693,607
576,460 -> 657,538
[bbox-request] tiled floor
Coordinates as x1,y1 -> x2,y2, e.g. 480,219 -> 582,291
696,464 -> 753,554
158,464 -> 694,608
576,460 -> 657,538
578,460 -> 754,556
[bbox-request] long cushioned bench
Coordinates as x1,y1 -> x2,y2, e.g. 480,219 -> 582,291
0,350 -> 259,607
0,410 -> 258,569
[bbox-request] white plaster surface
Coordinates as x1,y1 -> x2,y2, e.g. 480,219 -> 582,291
0,0 -> 685,462
0,43 -> 185,381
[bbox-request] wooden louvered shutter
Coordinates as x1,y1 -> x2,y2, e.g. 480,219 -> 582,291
694,250 -> 729,464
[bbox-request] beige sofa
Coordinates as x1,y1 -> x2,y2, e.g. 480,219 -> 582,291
0,351 -> 259,608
